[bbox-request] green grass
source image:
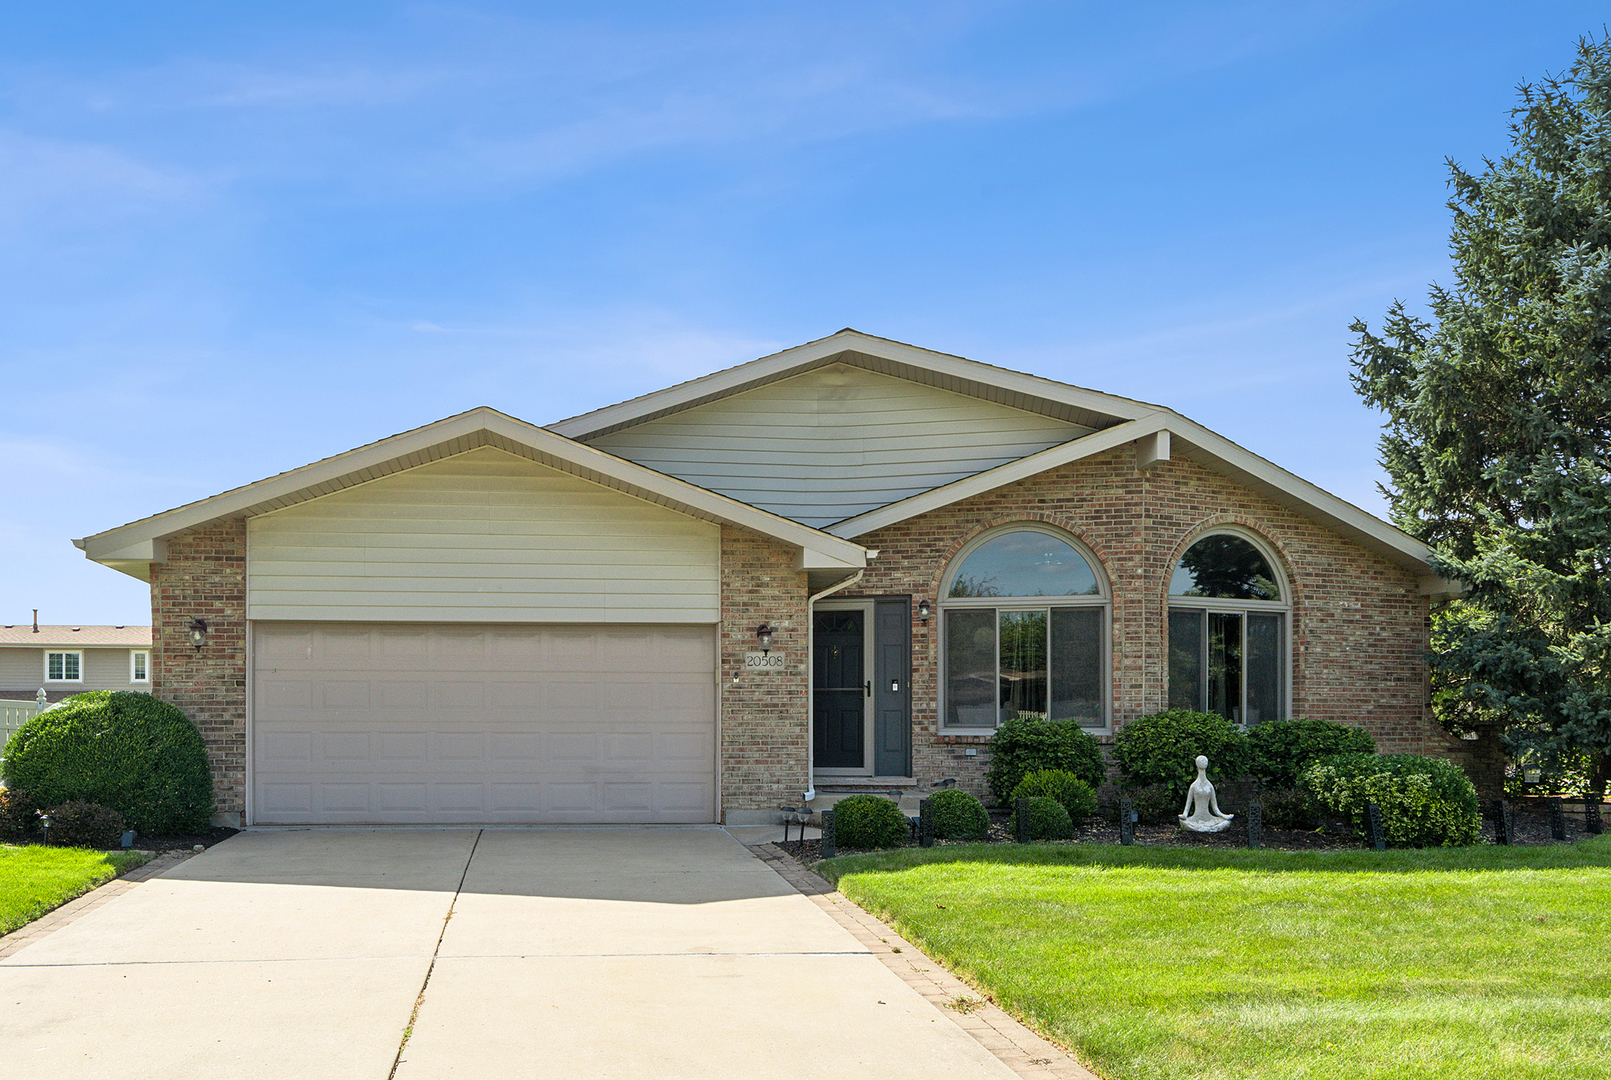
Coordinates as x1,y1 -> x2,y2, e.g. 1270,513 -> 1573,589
820,838 -> 1611,1080
0,844 -> 149,935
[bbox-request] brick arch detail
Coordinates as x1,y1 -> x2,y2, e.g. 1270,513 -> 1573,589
923,512 -> 1119,604
1156,513 -> 1300,613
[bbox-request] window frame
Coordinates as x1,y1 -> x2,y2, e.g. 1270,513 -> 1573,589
939,525 -> 1111,733
1166,527 -> 1292,726
45,650 -> 84,684
130,649 -> 150,683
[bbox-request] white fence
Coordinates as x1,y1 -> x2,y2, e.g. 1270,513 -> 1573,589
0,696 -> 47,769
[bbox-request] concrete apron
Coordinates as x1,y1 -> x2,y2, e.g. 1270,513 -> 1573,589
0,828 -> 1015,1080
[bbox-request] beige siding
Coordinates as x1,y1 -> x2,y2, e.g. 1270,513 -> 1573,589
587,363 -> 1090,528
0,646 -> 146,695
246,447 -> 720,623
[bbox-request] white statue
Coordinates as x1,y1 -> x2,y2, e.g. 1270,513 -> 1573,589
1178,755 -> 1234,833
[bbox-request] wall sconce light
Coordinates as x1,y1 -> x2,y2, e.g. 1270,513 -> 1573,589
755,623 -> 774,654
917,599 -> 932,623
188,618 -> 208,650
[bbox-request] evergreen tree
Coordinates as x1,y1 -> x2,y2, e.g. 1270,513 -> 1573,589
1349,35 -> 1611,795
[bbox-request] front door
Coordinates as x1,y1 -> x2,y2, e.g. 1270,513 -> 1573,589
814,608 -> 867,770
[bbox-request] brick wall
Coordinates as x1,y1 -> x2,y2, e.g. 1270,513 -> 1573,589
150,519 -> 247,826
719,525 -> 810,822
839,447 -> 1451,801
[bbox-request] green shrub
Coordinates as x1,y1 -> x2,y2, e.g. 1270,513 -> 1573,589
830,794 -> 909,849
1248,718 -> 1377,789
2,691 -> 213,835
1112,710 -> 1251,803
986,716 -> 1106,805
45,800 -> 125,849
1022,796 -> 1073,840
1126,783 -> 1182,826
929,788 -> 990,840
1301,753 -> 1481,847
0,786 -> 38,841
1011,769 -> 1097,825
1259,787 -> 1320,830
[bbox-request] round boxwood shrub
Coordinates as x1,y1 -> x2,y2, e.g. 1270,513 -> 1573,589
1112,709 -> 1251,803
1300,753 -> 1480,847
829,794 -> 909,850
2,691 -> 213,836
0,786 -> 38,841
1011,769 -> 1097,825
45,800 -> 125,849
928,788 -> 989,840
1248,718 -> 1377,789
986,716 -> 1106,805
1023,796 -> 1073,840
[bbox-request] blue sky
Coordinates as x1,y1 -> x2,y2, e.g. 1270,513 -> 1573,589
0,2 -> 1603,626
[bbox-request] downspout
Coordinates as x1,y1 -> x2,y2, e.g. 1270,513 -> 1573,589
804,566 -> 867,802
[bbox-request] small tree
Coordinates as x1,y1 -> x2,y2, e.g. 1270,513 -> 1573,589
1350,35 -> 1611,797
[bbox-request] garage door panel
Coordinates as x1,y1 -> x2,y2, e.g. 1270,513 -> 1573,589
253,622 -> 717,824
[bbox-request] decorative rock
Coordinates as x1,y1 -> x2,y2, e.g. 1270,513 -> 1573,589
1178,756 -> 1234,833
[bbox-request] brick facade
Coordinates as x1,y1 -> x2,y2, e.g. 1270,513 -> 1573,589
150,519 -> 248,826
719,525 -> 810,822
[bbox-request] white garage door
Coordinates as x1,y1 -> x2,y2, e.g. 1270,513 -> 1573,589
251,622 -> 716,825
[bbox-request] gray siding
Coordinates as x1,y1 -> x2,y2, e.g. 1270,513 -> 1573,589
587,363 -> 1089,527
0,646 -> 147,695
246,446 -> 720,624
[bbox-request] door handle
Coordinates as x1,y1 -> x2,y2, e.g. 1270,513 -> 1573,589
865,681 -> 872,698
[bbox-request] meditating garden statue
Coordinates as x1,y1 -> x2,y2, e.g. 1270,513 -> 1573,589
1179,755 -> 1234,832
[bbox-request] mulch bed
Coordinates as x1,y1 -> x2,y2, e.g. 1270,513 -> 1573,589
776,806 -> 1595,862
130,826 -> 240,854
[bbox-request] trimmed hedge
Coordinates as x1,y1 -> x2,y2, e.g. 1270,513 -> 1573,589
1248,718 -> 1376,789
1112,709 -> 1251,802
1126,783 -> 1182,826
1023,796 -> 1073,840
45,800 -> 125,849
0,786 -> 38,841
830,794 -> 909,849
1011,769 -> 1097,825
1301,753 -> 1480,847
929,788 -> 990,840
986,716 -> 1106,805
2,692 -> 213,835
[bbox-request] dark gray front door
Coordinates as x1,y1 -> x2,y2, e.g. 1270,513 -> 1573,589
873,598 -> 911,777
814,610 -> 866,769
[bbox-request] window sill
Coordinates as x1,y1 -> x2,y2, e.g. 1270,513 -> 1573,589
936,731 -> 995,744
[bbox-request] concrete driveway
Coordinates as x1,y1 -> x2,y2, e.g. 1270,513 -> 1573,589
0,828 -> 1019,1079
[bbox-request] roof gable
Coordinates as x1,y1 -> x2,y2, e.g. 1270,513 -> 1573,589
587,362 -> 1094,528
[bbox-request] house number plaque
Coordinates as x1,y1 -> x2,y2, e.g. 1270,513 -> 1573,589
744,652 -> 785,672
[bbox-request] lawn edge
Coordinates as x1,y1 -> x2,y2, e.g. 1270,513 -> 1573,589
0,847 -> 172,955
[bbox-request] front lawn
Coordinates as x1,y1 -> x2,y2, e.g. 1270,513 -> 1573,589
0,845 -> 149,935
821,837 -> 1611,1080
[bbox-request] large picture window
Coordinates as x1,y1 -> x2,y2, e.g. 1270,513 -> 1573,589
1168,532 -> 1288,725
941,528 -> 1108,729
46,650 -> 82,682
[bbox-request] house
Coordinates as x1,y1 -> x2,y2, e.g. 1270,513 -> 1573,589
0,619 -> 152,701
73,330 -> 1470,828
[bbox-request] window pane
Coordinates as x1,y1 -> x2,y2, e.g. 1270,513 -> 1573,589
1168,609 -> 1203,711
48,652 -> 63,680
1049,607 -> 1102,725
949,531 -> 1098,598
64,652 -> 80,680
1246,613 -> 1283,725
999,610 -> 1048,721
134,651 -> 148,681
1207,612 -> 1242,722
1170,535 -> 1281,600
945,608 -> 997,726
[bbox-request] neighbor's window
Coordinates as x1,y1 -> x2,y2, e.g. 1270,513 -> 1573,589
131,650 -> 150,682
941,527 -> 1107,729
46,651 -> 82,682
1168,532 -> 1288,725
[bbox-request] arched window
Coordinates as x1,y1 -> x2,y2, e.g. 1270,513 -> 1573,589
1167,531 -> 1289,725
941,527 -> 1108,730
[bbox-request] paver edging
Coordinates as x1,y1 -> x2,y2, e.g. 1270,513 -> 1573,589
749,841 -> 1102,1080
0,848 -> 195,961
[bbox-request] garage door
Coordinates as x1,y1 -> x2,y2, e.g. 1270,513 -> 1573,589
251,622 -> 716,825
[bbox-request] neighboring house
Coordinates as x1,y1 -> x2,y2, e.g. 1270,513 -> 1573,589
0,622 -> 152,702
72,330 -> 1469,828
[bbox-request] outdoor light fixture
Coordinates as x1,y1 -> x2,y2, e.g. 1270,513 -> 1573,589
188,618 -> 208,650
755,623 -> 774,653
917,599 -> 932,623
1523,766 -> 1543,785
